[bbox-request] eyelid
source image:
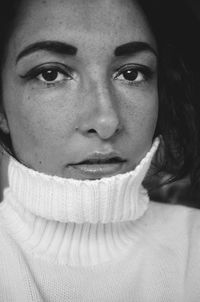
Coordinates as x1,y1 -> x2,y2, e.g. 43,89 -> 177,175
112,63 -> 155,84
20,62 -> 74,80
113,63 -> 152,77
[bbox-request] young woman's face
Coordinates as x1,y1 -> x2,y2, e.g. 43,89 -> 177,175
1,0 -> 158,180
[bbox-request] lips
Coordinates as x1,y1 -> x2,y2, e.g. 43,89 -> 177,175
70,153 -> 127,179
77,156 -> 126,165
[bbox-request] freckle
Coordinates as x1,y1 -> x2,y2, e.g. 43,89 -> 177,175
39,161 -> 42,165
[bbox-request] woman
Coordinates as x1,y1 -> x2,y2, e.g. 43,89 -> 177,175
0,0 -> 199,301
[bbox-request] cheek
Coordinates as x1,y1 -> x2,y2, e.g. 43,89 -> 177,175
4,87 -> 78,152
120,88 -> 158,137
118,89 -> 158,164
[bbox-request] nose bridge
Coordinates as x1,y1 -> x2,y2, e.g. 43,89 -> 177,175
79,77 -> 121,139
93,79 -> 115,114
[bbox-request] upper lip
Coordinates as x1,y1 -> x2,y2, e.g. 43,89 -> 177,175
72,152 -> 127,165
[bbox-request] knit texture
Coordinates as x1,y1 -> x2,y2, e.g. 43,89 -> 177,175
7,139 -> 160,224
0,137 -> 200,301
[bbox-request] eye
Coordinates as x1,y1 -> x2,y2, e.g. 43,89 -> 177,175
118,70 -> 143,82
115,69 -> 144,83
113,65 -> 152,85
37,69 -> 72,83
20,63 -> 74,85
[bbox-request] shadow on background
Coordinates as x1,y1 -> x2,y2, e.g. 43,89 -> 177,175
149,175 -> 200,209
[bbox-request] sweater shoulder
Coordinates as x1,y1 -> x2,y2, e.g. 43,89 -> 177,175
147,202 -> 200,293
148,201 -> 200,227
149,200 -> 199,216
0,216 -> 15,259
146,201 -> 200,245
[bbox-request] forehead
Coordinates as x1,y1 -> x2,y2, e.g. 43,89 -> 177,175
12,0 -> 156,55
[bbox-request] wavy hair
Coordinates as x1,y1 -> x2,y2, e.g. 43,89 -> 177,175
139,0 -> 200,186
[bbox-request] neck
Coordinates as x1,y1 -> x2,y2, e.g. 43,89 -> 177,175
1,138 -> 159,266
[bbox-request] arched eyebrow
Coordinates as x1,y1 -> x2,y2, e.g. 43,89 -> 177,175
114,41 -> 158,58
16,40 -> 77,63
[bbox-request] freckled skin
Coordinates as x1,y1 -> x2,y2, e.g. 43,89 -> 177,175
1,0 -> 158,180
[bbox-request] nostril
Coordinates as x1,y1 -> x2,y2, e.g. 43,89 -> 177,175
115,127 -> 121,134
88,129 -> 96,134
86,120 -> 122,138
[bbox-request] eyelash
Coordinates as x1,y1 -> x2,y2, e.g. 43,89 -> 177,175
113,64 -> 154,86
21,63 -> 73,86
20,63 -> 154,87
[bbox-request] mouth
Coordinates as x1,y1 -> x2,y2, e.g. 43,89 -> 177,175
69,153 -> 127,179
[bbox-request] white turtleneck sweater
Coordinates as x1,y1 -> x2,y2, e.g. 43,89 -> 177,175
0,138 -> 200,302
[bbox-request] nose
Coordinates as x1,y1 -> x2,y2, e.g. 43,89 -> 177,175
78,82 -> 122,140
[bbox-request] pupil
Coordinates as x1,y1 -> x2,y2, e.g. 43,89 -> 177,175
43,70 -> 58,81
123,70 -> 138,81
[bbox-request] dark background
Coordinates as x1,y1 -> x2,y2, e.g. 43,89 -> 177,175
147,0 -> 200,208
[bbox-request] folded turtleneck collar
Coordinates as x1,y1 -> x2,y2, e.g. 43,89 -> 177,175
0,138 -> 159,266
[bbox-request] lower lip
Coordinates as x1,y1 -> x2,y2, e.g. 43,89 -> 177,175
70,162 -> 126,179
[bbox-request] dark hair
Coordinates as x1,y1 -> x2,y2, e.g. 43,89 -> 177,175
139,0 -> 200,186
0,0 -> 199,185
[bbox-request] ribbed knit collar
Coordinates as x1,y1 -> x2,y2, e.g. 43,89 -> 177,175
1,138 -> 159,266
